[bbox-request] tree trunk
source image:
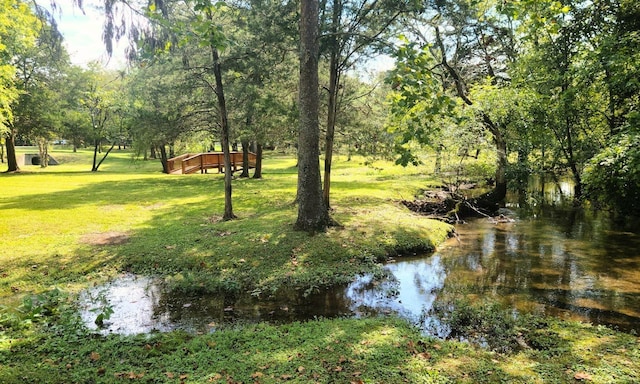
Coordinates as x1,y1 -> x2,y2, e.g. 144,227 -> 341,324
37,138 -> 49,168
92,139 -> 100,171
322,0 -> 342,210
296,0 -> 329,231
471,127 -> 507,208
435,27 -> 507,206
159,144 -> 169,174
5,131 -> 19,172
253,142 -> 263,179
210,44 -> 236,221
564,116 -> 582,200
240,139 -> 250,178
92,141 -> 116,172
434,143 -> 443,175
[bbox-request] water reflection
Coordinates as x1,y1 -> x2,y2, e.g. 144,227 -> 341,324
79,275 -> 358,335
79,177 -> 640,335
429,217 -> 640,333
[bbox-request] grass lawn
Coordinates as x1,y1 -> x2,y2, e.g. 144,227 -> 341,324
0,147 -> 451,299
1,147 -> 638,383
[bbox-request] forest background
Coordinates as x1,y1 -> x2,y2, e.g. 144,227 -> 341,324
1,0 -> 638,219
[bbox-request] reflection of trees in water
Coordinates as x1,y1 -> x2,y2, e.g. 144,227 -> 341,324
430,206 -> 640,332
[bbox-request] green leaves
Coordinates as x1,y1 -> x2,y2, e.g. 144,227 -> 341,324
0,0 -> 40,131
385,42 -> 458,164
583,130 -> 640,216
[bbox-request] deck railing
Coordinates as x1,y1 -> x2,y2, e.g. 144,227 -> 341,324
167,152 -> 257,174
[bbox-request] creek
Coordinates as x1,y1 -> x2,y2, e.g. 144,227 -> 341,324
79,178 -> 640,335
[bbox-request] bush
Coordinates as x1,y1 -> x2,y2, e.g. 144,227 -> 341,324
583,131 -> 640,217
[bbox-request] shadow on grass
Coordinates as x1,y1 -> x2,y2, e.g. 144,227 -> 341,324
7,311 -> 635,384
2,154 -> 450,311
0,173 -> 295,212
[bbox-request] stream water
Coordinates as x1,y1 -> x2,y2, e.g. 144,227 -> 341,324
79,178 -> 640,335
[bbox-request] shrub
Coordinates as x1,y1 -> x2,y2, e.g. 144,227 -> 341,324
583,131 -> 640,217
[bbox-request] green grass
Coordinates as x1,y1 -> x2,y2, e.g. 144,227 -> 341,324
1,147 -> 450,300
1,147 -> 638,383
2,308 -> 638,383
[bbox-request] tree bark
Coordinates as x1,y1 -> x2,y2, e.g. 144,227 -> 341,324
296,0 -> 329,231
5,131 -> 19,172
37,138 -> 49,168
253,142 -> 263,179
92,138 -> 100,171
159,144 -> 169,174
210,44 -> 236,221
322,0 -> 342,210
240,139 -> 250,178
92,141 -> 116,172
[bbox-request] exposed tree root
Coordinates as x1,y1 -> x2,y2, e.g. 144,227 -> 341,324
402,186 -> 503,224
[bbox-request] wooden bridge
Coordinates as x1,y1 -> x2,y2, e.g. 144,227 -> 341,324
167,152 -> 257,174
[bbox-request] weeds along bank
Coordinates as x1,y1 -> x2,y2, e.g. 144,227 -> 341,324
2,292 -> 639,383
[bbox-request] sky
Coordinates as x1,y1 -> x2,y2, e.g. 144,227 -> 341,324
53,0 -> 128,69
52,0 -> 395,74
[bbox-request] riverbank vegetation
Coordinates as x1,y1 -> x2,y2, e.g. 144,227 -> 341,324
2,149 -> 639,383
4,311 -> 639,383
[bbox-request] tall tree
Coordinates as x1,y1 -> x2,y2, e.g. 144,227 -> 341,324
128,57 -> 206,173
511,0 -> 632,199
224,0 -> 299,179
83,68 -> 119,172
388,0 -> 519,206
1,0 -> 40,172
139,0 -> 237,219
296,0 -> 329,230
11,16 -> 69,168
60,65 -> 94,152
320,0 -> 419,208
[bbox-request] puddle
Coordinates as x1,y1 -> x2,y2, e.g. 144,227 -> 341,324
79,274 -> 361,335
78,267 -> 450,336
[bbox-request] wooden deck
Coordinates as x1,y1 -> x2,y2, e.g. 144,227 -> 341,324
167,152 -> 257,174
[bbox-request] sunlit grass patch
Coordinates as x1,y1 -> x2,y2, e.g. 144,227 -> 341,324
1,148 -> 449,300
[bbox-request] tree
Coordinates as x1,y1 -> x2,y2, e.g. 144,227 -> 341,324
60,65 -> 94,152
128,57 -> 207,173
508,0 -> 639,201
138,0 -> 240,219
387,0 -> 520,208
296,0 -> 329,231
11,16 -> 69,168
1,0 -> 40,172
581,0 -> 640,214
320,0 -> 419,209
223,0 -> 299,179
81,67 -> 125,172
